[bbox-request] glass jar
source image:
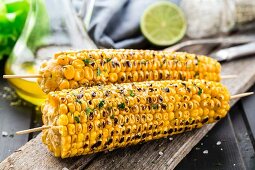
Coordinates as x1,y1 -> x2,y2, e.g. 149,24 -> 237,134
5,0 -> 96,106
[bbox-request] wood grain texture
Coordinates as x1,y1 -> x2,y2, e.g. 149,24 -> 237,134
0,56 -> 255,170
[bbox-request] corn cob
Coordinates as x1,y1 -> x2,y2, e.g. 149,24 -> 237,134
38,49 -> 221,93
41,79 -> 230,158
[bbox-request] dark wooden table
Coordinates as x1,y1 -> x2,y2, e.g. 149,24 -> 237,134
0,54 -> 255,169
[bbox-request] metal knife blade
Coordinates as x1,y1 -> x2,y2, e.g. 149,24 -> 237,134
210,42 -> 255,62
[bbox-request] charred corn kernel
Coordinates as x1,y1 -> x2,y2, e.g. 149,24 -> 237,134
42,79 -> 230,158
38,50 -> 221,93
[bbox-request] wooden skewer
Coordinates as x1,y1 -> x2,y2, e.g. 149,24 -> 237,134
3,74 -> 237,79
16,92 -> 253,135
221,74 -> 238,79
230,92 -> 254,99
16,125 -> 51,135
3,74 -> 41,79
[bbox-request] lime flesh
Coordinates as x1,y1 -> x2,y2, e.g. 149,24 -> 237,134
141,1 -> 186,46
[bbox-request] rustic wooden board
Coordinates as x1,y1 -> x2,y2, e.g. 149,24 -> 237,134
0,56 -> 255,170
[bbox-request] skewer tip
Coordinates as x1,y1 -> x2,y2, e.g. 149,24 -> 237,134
230,92 -> 254,99
3,74 -> 41,79
221,74 -> 238,79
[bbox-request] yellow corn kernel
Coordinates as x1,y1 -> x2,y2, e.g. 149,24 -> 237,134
59,126 -> 68,136
58,114 -> 68,126
68,124 -> 75,135
59,104 -> 68,114
72,59 -> 85,68
67,103 -> 76,113
74,69 -> 85,81
59,79 -> 70,90
57,55 -> 69,65
63,65 -> 75,80
61,136 -> 71,145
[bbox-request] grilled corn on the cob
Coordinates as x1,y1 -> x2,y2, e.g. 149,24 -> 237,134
41,79 -> 230,158
38,49 -> 221,93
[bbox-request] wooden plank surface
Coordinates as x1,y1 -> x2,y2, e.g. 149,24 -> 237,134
0,55 -> 255,170
241,86 -> 255,146
0,59 -> 33,162
176,104 -> 246,170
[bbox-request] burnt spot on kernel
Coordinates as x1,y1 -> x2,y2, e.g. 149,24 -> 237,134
215,116 -> 221,120
126,61 -> 131,67
91,141 -> 102,149
119,137 -> 124,143
105,138 -> 113,145
114,118 -> 118,125
164,88 -> 170,93
91,92 -> 96,97
158,96 -> 163,103
202,117 -> 209,124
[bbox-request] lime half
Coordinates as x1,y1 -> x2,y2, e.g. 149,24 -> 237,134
141,1 -> 186,46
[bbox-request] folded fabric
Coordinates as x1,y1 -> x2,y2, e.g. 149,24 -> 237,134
88,0 -> 179,49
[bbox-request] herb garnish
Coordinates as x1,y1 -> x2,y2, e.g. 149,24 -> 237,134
198,87 -> 203,96
85,107 -> 92,115
118,103 -> 125,110
98,100 -> 105,109
129,90 -> 135,97
97,68 -> 101,76
75,99 -> 82,104
105,58 -> 112,63
152,104 -> 158,110
83,59 -> 91,65
74,116 -> 80,123
110,114 -> 115,119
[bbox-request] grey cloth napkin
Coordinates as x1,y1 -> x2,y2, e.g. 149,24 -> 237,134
88,0 -> 179,49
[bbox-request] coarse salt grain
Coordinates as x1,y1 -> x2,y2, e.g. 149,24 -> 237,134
2,131 -> 8,137
216,141 -> 221,145
159,151 -> 163,156
203,150 -> 208,154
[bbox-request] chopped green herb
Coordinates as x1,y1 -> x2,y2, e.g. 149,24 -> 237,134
74,116 -> 80,123
129,90 -> 135,97
118,103 -> 125,110
85,107 -> 92,115
141,60 -> 147,64
110,114 -> 115,119
98,100 -> 105,109
83,59 -> 91,65
97,68 -> 101,76
152,104 -> 158,110
107,107 -> 112,111
75,99 -> 82,104
198,87 -> 203,96
105,58 -> 112,63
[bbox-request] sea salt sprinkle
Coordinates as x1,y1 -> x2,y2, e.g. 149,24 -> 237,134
2,131 -> 8,137
216,141 -> 222,145
203,150 -> 208,154
159,151 -> 164,156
